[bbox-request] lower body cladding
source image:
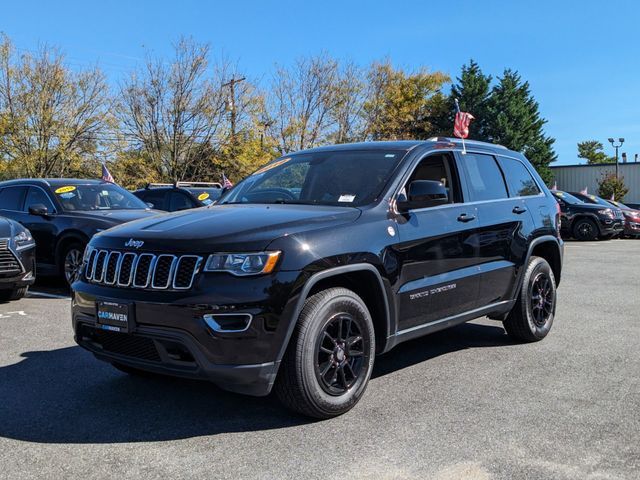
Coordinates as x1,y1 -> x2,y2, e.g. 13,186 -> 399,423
71,272 -> 301,396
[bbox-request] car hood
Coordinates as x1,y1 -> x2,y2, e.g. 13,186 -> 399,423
68,209 -> 164,224
91,204 -> 362,252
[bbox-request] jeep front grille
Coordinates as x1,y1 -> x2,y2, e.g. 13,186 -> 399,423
85,249 -> 202,290
0,238 -> 22,275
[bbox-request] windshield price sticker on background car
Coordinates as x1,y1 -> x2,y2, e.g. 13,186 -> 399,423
55,185 -> 76,194
198,192 -> 210,201
338,194 -> 356,202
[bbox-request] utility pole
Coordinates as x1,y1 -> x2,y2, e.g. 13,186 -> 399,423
222,77 -> 246,143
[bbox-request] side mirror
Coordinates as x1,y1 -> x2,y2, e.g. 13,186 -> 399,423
28,204 -> 49,216
397,180 -> 448,211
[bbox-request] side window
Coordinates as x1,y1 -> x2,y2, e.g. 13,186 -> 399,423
497,157 -> 541,197
406,153 -> 461,204
25,187 -> 56,212
140,190 -> 167,210
461,153 -> 508,202
168,192 -> 195,211
0,186 -> 27,211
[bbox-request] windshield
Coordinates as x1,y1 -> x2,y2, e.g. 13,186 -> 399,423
186,188 -> 222,205
54,183 -> 149,211
552,191 -> 584,205
578,193 -> 613,207
610,200 -> 632,210
220,150 -> 405,207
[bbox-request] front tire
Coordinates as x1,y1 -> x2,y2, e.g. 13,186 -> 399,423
275,287 -> 375,419
572,218 -> 598,241
504,256 -> 556,342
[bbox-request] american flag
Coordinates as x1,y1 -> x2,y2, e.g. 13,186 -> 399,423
101,163 -> 114,183
222,172 -> 233,189
453,110 -> 474,139
610,192 -> 615,201
551,180 -> 558,190
580,186 -> 588,195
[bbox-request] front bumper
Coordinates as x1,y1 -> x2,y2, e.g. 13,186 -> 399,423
72,270 -> 302,396
598,217 -> 625,235
0,245 -> 36,290
624,220 -> 640,236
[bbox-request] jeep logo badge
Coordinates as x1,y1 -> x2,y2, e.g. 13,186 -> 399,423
124,238 -> 145,249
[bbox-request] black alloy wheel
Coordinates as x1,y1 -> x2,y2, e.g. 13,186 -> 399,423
63,243 -> 84,285
503,256 -> 556,342
573,218 -> 598,241
315,312 -> 367,396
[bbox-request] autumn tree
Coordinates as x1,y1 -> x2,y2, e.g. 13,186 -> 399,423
0,34 -> 111,178
118,37 -> 228,182
597,173 -> 629,201
362,60 -> 449,140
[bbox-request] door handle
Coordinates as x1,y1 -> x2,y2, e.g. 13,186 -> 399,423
457,213 -> 476,223
512,206 -> 527,214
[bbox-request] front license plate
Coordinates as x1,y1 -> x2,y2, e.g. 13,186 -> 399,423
96,300 -> 133,333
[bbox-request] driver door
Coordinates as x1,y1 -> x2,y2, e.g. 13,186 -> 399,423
393,152 -> 481,331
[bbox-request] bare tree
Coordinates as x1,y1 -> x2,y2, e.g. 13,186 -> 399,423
328,61 -> 367,144
118,37 -> 228,181
266,54 -> 339,154
0,34 -> 110,177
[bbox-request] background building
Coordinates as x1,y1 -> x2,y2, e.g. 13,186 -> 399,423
550,162 -> 640,204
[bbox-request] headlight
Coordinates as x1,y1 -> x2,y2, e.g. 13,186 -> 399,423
14,230 -> 35,249
203,251 -> 281,276
598,208 -> 614,217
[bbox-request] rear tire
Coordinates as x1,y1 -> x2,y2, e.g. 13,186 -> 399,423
504,256 -> 556,342
0,286 -> 28,302
275,287 -> 375,419
572,218 -> 598,241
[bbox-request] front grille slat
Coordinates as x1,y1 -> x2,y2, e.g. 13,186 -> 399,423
0,238 -> 22,274
85,249 -> 201,291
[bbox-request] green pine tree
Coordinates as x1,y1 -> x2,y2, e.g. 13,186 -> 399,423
486,69 -> 556,184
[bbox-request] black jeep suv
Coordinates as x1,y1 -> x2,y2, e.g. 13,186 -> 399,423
551,190 -> 624,240
72,139 -> 563,418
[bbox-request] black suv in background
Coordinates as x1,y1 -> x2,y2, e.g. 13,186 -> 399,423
0,216 -> 36,301
133,182 -> 223,212
552,190 -> 624,240
0,179 -> 161,284
72,139 -> 563,418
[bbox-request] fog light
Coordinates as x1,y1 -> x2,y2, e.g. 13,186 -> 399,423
203,313 -> 252,333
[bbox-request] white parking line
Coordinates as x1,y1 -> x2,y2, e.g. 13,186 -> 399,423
27,290 -> 70,299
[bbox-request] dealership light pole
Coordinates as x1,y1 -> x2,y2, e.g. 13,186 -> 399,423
222,77 -> 246,143
608,137 -> 624,178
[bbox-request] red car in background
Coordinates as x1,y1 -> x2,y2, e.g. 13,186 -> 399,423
606,199 -> 640,238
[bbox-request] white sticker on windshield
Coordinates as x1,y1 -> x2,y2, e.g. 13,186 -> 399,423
338,194 -> 356,203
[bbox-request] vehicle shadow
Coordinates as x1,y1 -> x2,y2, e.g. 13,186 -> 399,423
0,322 -> 511,444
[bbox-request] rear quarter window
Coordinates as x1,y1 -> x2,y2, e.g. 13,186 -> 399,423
0,186 -> 27,211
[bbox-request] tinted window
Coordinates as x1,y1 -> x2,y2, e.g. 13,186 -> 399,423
169,192 -> 195,211
185,188 -> 221,205
552,191 -> 583,205
462,153 -> 508,201
497,157 -> 541,197
138,190 -> 167,210
0,186 -> 27,210
25,187 -> 56,212
221,150 -> 406,207
406,153 -> 461,204
53,183 -> 148,211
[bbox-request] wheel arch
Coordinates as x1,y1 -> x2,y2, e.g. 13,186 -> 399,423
55,231 -> 90,268
570,214 -> 601,236
526,235 -> 563,286
277,264 -> 393,362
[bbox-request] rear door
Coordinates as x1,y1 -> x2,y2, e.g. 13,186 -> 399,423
394,152 -> 480,331
457,152 -> 535,306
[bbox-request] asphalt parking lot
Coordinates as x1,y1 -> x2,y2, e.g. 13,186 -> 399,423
0,240 -> 638,480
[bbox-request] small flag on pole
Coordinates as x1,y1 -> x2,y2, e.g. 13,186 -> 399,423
101,163 -> 114,183
552,180 -> 558,190
222,172 -> 233,189
453,99 -> 474,154
610,192 -> 615,201
580,186 -> 588,195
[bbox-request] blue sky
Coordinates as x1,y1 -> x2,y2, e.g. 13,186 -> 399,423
3,0 -> 639,165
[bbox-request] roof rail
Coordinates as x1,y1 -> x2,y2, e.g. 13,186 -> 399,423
145,183 -> 173,189
427,137 -> 508,150
176,181 -> 223,188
